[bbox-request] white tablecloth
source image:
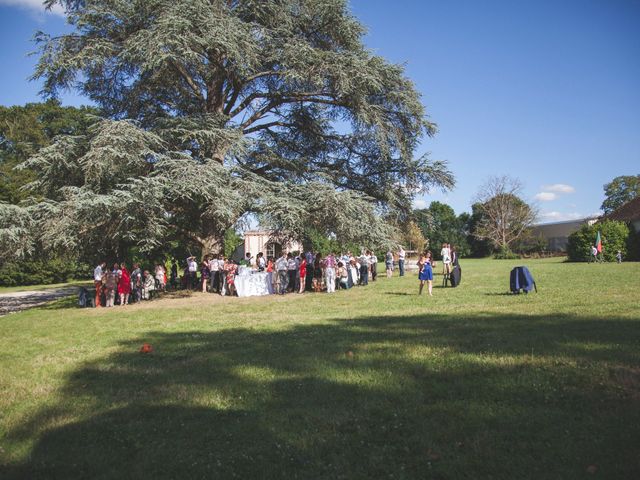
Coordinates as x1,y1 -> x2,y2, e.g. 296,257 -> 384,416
235,272 -> 274,297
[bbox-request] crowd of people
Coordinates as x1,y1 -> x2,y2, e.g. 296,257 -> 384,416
197,250 -> 381,296
90,244 -> 459,307
92,262 -> 169,307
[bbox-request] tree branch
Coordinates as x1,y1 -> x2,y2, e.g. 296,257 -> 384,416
228,92 -> 268,118
243,120 -> 294,135
170,60 -> 205,104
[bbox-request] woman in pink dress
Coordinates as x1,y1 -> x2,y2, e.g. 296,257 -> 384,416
118,263 -> 131,305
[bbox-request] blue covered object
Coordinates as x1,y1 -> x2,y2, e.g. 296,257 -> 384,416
510,266 -> 537,294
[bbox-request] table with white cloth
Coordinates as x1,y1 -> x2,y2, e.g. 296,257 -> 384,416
235,271 -> 274,297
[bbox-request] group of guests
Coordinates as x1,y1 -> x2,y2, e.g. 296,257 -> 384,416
192,250 -> 381,296
190,254 -> 240,296
92,246 -> 418,305
92,262 -> 165,307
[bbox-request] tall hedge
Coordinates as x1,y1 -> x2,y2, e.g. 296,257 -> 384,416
0,258 -> 89,287
567,220 -> 630,262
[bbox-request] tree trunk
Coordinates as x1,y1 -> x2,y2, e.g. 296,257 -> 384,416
200,235 -> 223,260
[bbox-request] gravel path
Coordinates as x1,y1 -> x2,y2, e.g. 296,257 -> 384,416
0,287 -> 79,316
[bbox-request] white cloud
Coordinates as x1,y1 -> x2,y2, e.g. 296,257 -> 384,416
542,183 -> 575,194
413,199 -> 427,209
0,0 -> 65,17
534,192 -> 557,202
534,183 -> 575,202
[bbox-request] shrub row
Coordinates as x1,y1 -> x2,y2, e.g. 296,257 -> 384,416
0,258 -> 90,287
567,220 -> 634,262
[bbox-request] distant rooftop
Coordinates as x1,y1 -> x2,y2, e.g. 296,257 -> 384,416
534,216 -> 598,227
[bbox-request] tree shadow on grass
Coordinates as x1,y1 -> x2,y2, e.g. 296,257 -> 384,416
2,313 -> 639,479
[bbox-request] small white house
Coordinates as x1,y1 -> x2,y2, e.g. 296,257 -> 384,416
241,230 -> 304,260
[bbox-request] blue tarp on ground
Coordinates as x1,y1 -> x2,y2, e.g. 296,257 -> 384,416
510,266 -> 537,294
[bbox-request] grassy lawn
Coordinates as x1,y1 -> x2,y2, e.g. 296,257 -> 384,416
1,257 -> 639,479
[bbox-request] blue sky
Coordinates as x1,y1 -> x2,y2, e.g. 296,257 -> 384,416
1,0 -> 639,223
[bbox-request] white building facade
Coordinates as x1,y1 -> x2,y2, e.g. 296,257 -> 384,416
242,230 -> 304,259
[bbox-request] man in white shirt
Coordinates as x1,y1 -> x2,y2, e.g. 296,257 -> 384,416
287,253 -> 298,293
359,252 -> 370,285
369,251 -> 378,281
276,253 -> 289,294
209,255 -> 220,292
398,246 -> 406,277
441,243 -> 451,275
93,261 -> 106,307
187,256 -> 198,290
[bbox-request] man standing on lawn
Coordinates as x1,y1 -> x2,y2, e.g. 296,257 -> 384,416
276,253 -> 289,294
359,251 -> 369,286
93,261 -> 106,307
324,252 -> 337,293
398,246 -> 406,277
187,256 -> 198,289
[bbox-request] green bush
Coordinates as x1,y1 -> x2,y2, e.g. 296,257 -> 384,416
567,220 -> 629,262
493,246 -> 521,259
0,257 -> 90,287
302,228 -> 361,256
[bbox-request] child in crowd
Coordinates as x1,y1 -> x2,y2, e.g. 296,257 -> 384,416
142,270 -> 155,300
337,261 -> 349,289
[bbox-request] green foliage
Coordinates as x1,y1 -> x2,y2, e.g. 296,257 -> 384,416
601,175 -> 640,214
223,228 -> 243,259
567,220 -> 630,262
493,246 -> 521,259
303,228 -> 339,256
4,0 -> 454,262
0,257 -> 89,287
302,228 -> 362,256
516,233 -> 548,256
414,201 -> 470,257
0,101 -> 99,203
462,205 -> 493,257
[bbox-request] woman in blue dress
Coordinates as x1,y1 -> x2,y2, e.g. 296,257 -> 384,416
418,251 -> 433,296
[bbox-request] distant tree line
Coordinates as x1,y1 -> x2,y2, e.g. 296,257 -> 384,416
409,177 -> 537,259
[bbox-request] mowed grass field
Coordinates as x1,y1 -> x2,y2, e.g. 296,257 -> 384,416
1,258 -> 639,479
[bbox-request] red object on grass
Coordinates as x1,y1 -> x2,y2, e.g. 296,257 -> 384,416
140,343 -> 153,353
